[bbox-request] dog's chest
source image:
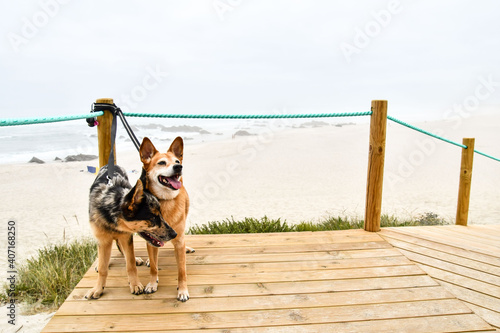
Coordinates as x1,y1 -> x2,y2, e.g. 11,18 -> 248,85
160,194 -> 186,227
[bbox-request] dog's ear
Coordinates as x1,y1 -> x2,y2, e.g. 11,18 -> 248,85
124,180 -> 144,215
168,137 -> 184,162
140,137 -> 158,166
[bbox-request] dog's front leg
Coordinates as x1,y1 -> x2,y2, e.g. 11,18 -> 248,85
117,234 -> 144,295
144,244 -> 159,294
85,238 -> 113,299
172,236 -> 189,302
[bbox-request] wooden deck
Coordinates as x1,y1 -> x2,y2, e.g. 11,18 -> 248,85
42,225 -> 500,332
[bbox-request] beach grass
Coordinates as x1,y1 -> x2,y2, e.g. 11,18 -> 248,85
0,237 -> 97,313
188,212 -> 449,234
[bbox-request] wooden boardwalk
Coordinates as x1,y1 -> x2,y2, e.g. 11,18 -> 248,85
43,226 -> 500,332
380,225 -> 500,330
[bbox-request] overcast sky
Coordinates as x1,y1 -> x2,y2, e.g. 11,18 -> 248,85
1,0 -> 499,120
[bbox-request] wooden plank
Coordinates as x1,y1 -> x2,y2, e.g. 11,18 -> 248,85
104,315 -> 495,333
385,227 -> 499,256
108,248 -> 404,266
183,228 -> 376,240
56,286 -> 452,316
67,275 -> 440,301
417,264 -> 500,299
77,264 -> 424,288
438,280 -> 500,317
131,240 -> 392,256
397,249 -> 500,286
42,299 -> 472,332
468,225 -> 500,236
131,230 -> 385,249
104,256 -> 413,276
441,225 -> 500,242
466,303 -> 500,329
380,229 -> 500,267
432,226 -> 500,247
383,237 -> 500,276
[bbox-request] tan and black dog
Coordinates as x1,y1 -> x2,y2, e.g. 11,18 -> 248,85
85,165 -> 177,300
139,137 -> 193,302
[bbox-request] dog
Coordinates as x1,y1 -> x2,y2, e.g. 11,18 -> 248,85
139,136 -> 193,302
85,165 -> 177,300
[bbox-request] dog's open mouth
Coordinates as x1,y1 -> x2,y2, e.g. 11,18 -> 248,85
138,232 -> 165,248
158,175 -> 182,190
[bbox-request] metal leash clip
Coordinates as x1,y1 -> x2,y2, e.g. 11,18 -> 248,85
86,103 -> 99,127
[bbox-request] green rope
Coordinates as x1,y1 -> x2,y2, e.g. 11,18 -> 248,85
122,111 -> 373,119
387,115 -> 500,163
474,150 -> 500,162
1,109 -> 498,163
0,112 -> 104,127
387,115 -> 467,149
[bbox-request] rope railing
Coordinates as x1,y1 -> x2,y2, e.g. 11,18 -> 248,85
122,111 -> 373,119
387,115 -> 467,149
387,115 -> 500,163
473,149 -> 500,163
0,112 -> 104,127
0,109 -> 498,163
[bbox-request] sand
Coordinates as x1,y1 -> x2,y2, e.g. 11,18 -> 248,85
0,113 -> 499,332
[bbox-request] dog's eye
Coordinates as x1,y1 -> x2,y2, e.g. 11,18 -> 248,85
175,160 -> 180,164
158,161 -> 166,166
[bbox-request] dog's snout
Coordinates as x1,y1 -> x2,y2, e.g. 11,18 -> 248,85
169,229 -> 178,239
173,164 -> 182,173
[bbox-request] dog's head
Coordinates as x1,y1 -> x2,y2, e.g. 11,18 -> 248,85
121,179 -> 177,247
139,137 -> 184,200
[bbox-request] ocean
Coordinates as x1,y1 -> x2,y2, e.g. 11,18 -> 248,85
0,116 -> 338,165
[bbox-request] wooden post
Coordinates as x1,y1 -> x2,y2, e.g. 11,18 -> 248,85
95,98 -> 116,168
364,100 -> 388,232
456,138 -> 475,226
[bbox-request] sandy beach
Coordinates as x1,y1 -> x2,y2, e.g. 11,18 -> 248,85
0,113 -> 499,332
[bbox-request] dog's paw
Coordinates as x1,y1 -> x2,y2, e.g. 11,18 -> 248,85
135,257 -> 145,266
129,282 -> 144,295
186,247 -> 196,254
144,280 -> 158,294
145,258 -> 150,267
177,288 -> 190,302
84,286 -> 104,300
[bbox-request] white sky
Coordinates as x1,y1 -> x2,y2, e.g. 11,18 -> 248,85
1,0 -> 499,120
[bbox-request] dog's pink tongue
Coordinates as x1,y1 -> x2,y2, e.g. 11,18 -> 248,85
167,177 -> 182,190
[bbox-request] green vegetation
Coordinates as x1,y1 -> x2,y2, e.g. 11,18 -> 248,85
1,238 -> 97,312
188,212 -> 449,234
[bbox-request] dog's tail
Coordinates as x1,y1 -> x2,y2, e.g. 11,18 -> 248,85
115,237 -> 145,266
115,240 -> 123,255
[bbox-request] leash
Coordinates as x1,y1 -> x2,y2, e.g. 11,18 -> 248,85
88,103 -> 141,185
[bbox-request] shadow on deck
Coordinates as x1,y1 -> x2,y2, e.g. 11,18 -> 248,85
42,225 -> 500,332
